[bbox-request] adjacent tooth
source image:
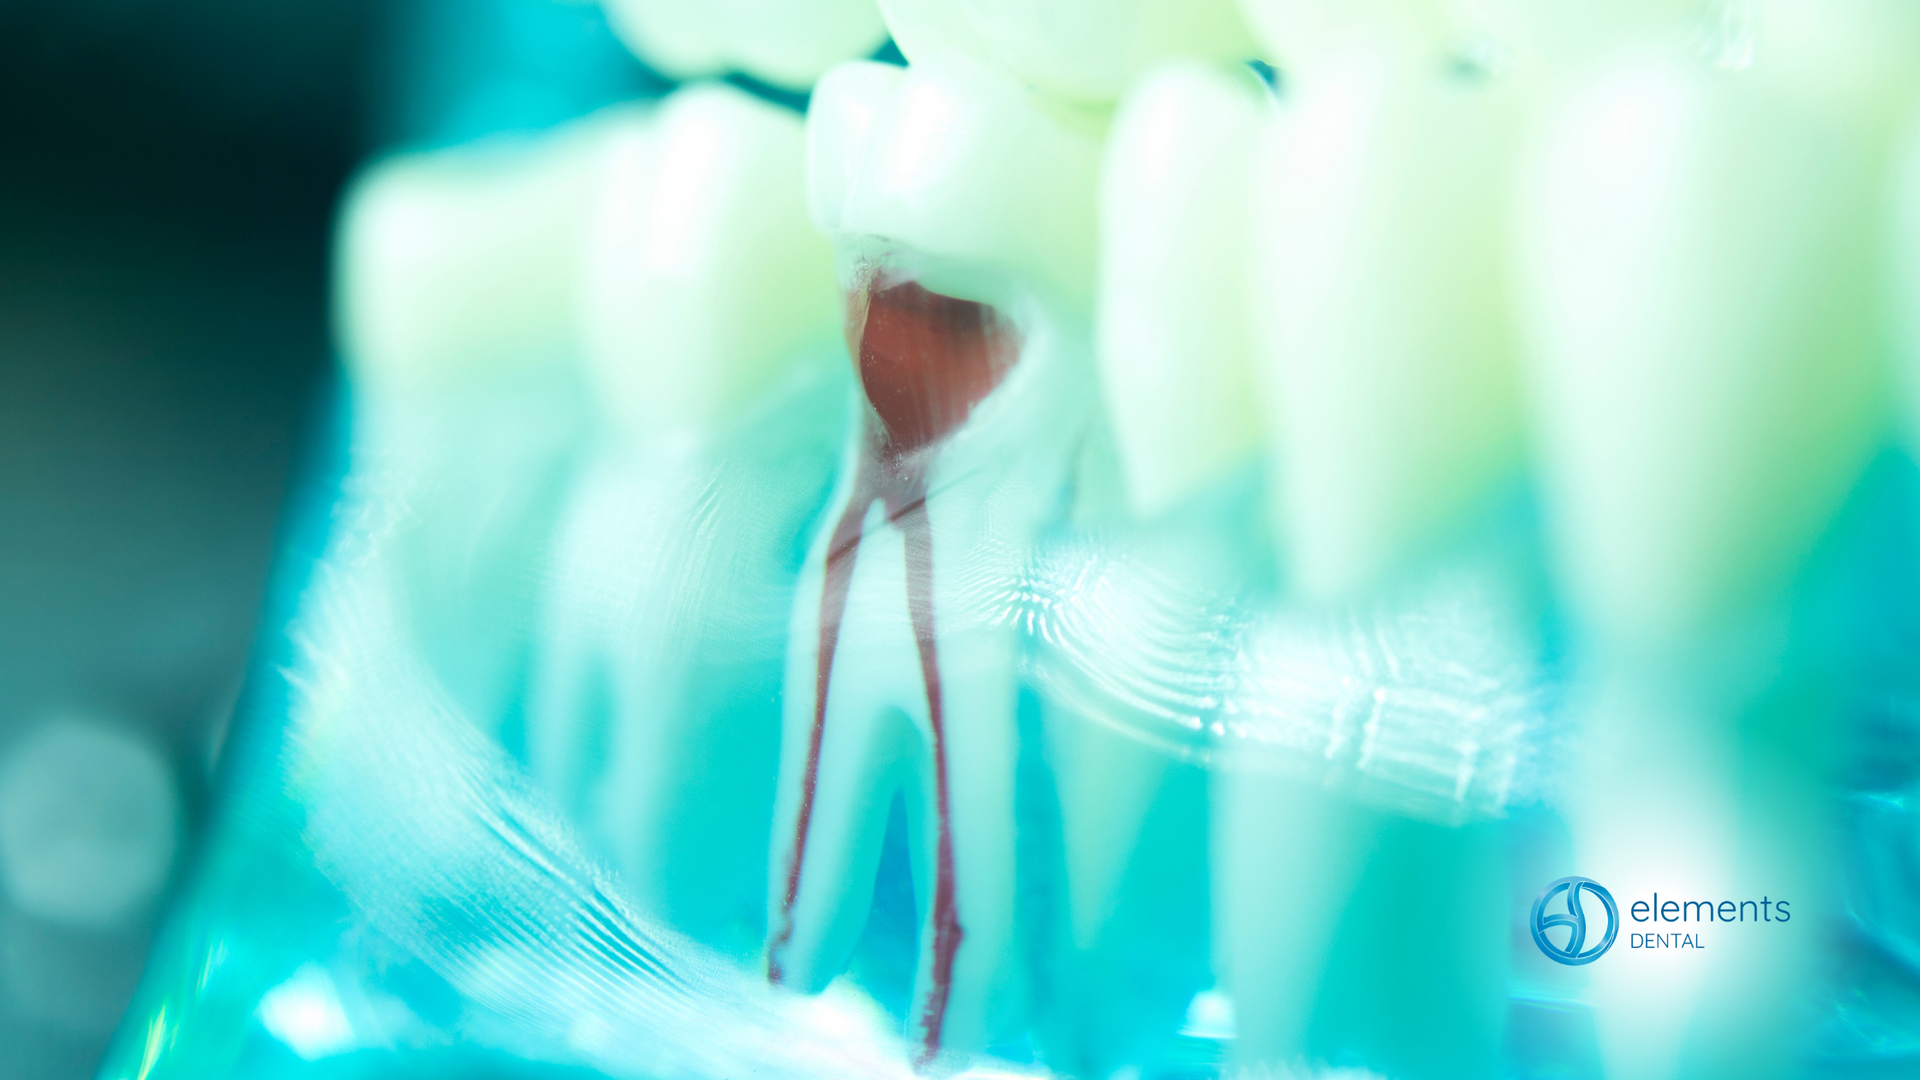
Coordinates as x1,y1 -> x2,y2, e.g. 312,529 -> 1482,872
600,0 -> 888,92
526,83 -> 847,949
579,85 -> 842,437
1212,565 -> 1541,1077
880,0 -> 1258,105
1514,48 -> 1888,644
1096,61 -> 1269,517
1517,41 -> 1886,1079
1437,0 -> 1702,69
809,57 -> 1105,306
334,111 -> 631,397
331,112 -> 631,730
1248,23 -> 1527,599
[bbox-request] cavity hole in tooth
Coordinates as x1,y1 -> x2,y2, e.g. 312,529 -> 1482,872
849,280 -> 1018,459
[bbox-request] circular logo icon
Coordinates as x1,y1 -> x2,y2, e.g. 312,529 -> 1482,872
1531,876 -> 1618,966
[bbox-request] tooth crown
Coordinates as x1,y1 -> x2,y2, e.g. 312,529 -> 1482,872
334,113 -> 628,398
809,58 -> 1104,306
1252,37 -> 1527,599
1515,50 -> 1891,642
601,0 -> 889,92
879,0 -> 1258,105
1438,0 -> 1706,68
1096,60 -> 1270,518
581,85 -> 842,441
1236,0 -> 1464,70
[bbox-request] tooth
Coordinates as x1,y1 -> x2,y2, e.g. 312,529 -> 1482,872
578,85 -> 841,434
334,112 -> 629,396
331,110 -> 635,732
526,83 -> 844,948
1246,17 -> 1527,599
1096,60 -> 1269,517
600,0 -> 889,92
771,58 -> 1107,1063
1516,41 -> 1886,1078
1212,569 -> 1530,1077
879,0 -> 1257,104
1436,0 -> 1701,68
811,56 -> 1105,306
1515,50 -> 1887,643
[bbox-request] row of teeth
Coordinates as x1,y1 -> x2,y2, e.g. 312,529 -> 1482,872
330,1 -> 1920,1076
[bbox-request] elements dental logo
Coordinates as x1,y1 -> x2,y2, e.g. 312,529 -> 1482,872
1531,876 -> 1619,966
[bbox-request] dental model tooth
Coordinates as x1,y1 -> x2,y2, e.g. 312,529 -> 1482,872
809,57 -> 1105,306
771,58 -> 1106,1065
578,85 -> 841,435
1438,0 -> 1702,70
1516,36 -> 1887,1079
1248,8 -> 1526,600
1096,60 -> 1269,518
525,84 -> 846,951
879,0 -> 1258,105
1515,50 -> 1887,644
600,0 -> 888,92
331,112 -> 632,731
1213,564 -> 1548,1078
336,111 -> 627,397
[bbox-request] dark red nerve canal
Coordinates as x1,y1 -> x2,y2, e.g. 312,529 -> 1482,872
768,279 -> 1017,1068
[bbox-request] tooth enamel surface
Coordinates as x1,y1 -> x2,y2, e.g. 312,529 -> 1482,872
769,282 -> 1095,1061
1234,0 -> 1458,69
600,0 -> 888,92
335,111 -> 630,397
1096,61 -> 1268,517
1250,36 -> 1526,598
812,56 -> 1104,306
527,83 -> 850,949
881,0 -> 1257,105
1753,0 -> 1920,149
1515,49 -> 1888,642
581,85 -> 841,437
1438,0 -> 1704,67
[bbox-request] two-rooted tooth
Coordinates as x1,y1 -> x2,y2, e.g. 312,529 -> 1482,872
770,54 -> 1104,1066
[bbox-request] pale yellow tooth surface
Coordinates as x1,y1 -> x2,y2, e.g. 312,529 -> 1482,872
601,0 -> 888,92
580,84 -> 840,437
823,56 -> 1104,305
805,61 -> 908,236
876,0 -> 1255,104
1251,41 -> 1525,599
1754,0 -> 1920,150
1439,0 -> 1703,67
1515,47 -> 1889,643
1233,0 -> 1457,69
1096,61 -> 1268,518
335,111 -> 631,396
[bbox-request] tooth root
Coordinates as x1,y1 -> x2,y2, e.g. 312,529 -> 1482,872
1213,769 -> 1507,1076
1516,48 -> 1888,643
601,0 -> 888,92
1250,38 -> 1526,599
770,484 -> 1025,1061
581,85 -> 842,437
815,55 -> 1104,306
334,109 -> 632,395
1046,709 -> 1174,951
1096,61 -> 1268,517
